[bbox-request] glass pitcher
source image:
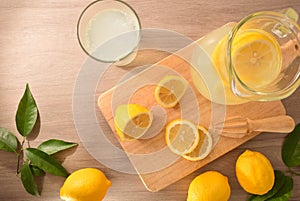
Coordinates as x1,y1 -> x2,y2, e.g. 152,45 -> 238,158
191,8 -> 300,105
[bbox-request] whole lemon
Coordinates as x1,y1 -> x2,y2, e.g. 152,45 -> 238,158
187,171 -> 231,201
235,150 -> 275,195
60,168 -> 112,201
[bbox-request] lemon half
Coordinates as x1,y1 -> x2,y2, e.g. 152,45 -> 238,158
114,104 -> 153,141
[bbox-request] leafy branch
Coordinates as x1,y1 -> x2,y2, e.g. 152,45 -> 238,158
0,84 -> 77,196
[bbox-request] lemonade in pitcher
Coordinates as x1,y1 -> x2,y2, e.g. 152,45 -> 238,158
191,9 -> 300,105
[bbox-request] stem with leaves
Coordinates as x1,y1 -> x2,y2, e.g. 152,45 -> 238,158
0,84 -> 77,196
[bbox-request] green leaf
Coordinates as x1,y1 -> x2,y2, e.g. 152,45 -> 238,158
25,148 -> 69,177
267,191 -> 292,201
37,139 -> 78,155
21,161 -> 40,196
268,191 -> 292,201
0,127 -> 18,153
282,123 -> 300,167
15,84 -> 38,137
270,175 -> 293,199
30,165 -> 45,177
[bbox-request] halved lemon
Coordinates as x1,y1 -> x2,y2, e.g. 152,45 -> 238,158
231,29 -> 282,89
114,104 -> 153,141
165,119 -> 199,155
183,125 -> 213,161
155,75 -> 188,108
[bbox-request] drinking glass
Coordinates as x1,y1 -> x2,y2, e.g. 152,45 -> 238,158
77,0 -> 141,66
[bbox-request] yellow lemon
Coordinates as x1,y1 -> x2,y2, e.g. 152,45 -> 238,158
187,171 -> 231,201
155,75 -> 188,108
235,150 -> 275,195
183,125 -> 213,161
165,119 -> 199,155
60,168 -> 112,201
114,104 -> 153,141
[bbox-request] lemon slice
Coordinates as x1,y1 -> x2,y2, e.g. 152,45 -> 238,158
114,104 -> 153,141
155,75 -> 188,108
165,119 -> 199,155
231,29 -> 282,89
183,125 -> 213,161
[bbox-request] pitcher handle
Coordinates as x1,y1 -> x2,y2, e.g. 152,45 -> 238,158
280,7 -> 298,22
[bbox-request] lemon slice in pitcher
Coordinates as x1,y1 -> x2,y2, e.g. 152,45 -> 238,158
165,119 -> 199,155
155,75 -> 188,108
114,104 -> 153,141
183,125 -> 213,161
231,29 -> 282,89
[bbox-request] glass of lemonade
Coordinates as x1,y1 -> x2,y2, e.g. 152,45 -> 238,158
191,8 -> 300,104
77,0 -> 141,66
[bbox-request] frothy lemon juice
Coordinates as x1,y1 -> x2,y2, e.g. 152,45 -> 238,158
77,1 -> 141,64
84,9 -> 140,62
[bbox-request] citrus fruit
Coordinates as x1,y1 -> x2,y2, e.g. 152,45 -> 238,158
165,119 -> 199,155
155,75 -> 188,108
114,104 -> 153,141
230,29 -> 282,89
60,168 -> 112,201
187,171 -> 231,201
183,125 -> 213,161
235,150 -> 275,195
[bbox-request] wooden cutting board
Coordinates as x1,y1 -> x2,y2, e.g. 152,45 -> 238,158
97,38 -> 287,192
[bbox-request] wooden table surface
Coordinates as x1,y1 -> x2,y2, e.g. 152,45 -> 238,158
0,0 -> 300,200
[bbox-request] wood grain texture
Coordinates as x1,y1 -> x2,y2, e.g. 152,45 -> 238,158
0,0 -> 300,200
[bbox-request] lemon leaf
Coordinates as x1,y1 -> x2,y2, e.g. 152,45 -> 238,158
30,165 -> 46,177
268,190 -> 292,201
21,161 -> 40,196
271,175 -> 293,200
282,123 -> 300,167
25,148 -> 69,177
0,128 -> 18,153
37,139 -> 78,155
15,84 -> 38,137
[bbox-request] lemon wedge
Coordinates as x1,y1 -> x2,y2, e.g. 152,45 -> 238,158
183,125 -> 213,161
114,104 -> 152,141
165,119 -> 199,155
155,75 -> 188,108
